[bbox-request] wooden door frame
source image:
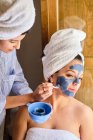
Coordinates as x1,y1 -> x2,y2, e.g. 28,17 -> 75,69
41,0 -> 59,49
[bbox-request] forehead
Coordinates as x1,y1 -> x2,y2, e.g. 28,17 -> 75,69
59,59 -> 84,73
11,34 -> 26,40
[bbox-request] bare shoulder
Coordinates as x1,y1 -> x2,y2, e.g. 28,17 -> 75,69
15,105 -> 30,121
73,98 -> 93,121
72,99 -> 93,140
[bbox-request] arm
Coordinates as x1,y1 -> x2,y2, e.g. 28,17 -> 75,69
5,81 -> 53,109
80,106 -> 93,140
5,50 -> 34,109
0,95 -> 6,113
0,50 -> 53,111
5,50 -> 53,109
12,106 -> 29,140
5,94 -> 34,109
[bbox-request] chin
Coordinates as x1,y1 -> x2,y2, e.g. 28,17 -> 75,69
6,49 -> 14,53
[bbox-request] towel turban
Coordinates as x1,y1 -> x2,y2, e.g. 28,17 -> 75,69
42,28 -> 86,80
0,0 -> 35,39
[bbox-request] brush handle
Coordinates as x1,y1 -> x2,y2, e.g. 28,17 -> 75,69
52,86 -> 59,89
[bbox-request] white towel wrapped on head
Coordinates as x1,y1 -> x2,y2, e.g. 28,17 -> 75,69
0,0 -> 35,39
42,28 -> 86,81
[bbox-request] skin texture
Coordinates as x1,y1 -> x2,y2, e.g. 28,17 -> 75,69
12,59 -> 93,140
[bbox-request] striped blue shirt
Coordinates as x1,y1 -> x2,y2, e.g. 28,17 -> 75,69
0,49 -> 32,113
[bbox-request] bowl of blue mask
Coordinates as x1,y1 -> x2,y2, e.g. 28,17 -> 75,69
27,102 -> 52,123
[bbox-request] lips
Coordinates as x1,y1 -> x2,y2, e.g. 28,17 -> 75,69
68,88 -> 77,93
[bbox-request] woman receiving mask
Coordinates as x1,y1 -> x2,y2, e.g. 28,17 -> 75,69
12,28 -> 93,140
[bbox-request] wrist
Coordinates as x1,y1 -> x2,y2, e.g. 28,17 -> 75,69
29,93 -> 35,102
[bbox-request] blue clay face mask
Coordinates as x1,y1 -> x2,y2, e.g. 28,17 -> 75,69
56,64 -> 83,97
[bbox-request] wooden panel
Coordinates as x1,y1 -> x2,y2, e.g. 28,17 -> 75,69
47,0 -> 59,39
85,57 -> 93,69
41,0 -> 59,48
41,0 -> 48,48
75,70 -> 93,109
59,0 -> 93,57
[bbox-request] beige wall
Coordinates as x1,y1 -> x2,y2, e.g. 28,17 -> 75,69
17,0 -> 43,90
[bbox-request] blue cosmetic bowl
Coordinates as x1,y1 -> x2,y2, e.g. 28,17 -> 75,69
27,102 -> 52,124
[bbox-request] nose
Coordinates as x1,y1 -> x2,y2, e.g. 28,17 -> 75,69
73,78 -> 80,85
15,41 -> 21,50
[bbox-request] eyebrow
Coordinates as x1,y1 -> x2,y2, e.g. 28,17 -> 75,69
66,69 -> 76,73
66,69 -> 83,77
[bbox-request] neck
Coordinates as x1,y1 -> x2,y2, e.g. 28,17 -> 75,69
49,89 -> 70,111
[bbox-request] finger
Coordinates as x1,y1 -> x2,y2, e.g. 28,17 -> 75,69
36,90 -> 53,101
38,89 -> 44,94
41,93 -> 52,101
41,91 -> 53,98
42,82 -> 53,88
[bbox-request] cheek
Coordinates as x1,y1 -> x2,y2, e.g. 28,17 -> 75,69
5,43 -> 12,48
62,79 -> 72,90
0,42 -> 11,49
5,44 -> 14,51
0,43 -> 13,53
56,76 -> 72,90
0,44 -> 7,51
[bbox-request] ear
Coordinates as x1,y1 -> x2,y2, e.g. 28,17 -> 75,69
48,76 -> 54,83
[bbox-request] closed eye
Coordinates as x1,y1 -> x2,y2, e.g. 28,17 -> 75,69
9,40 -> 18,43
66,74 -> 75,78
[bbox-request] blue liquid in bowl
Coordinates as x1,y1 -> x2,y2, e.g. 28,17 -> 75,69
27,102 -> 52,123
32,107 -> 46,116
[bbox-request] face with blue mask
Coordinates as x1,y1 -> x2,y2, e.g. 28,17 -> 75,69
55,62 -> 84,97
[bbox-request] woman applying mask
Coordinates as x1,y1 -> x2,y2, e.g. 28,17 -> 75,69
0,0 -> 53,139
12,28 -> 93,140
